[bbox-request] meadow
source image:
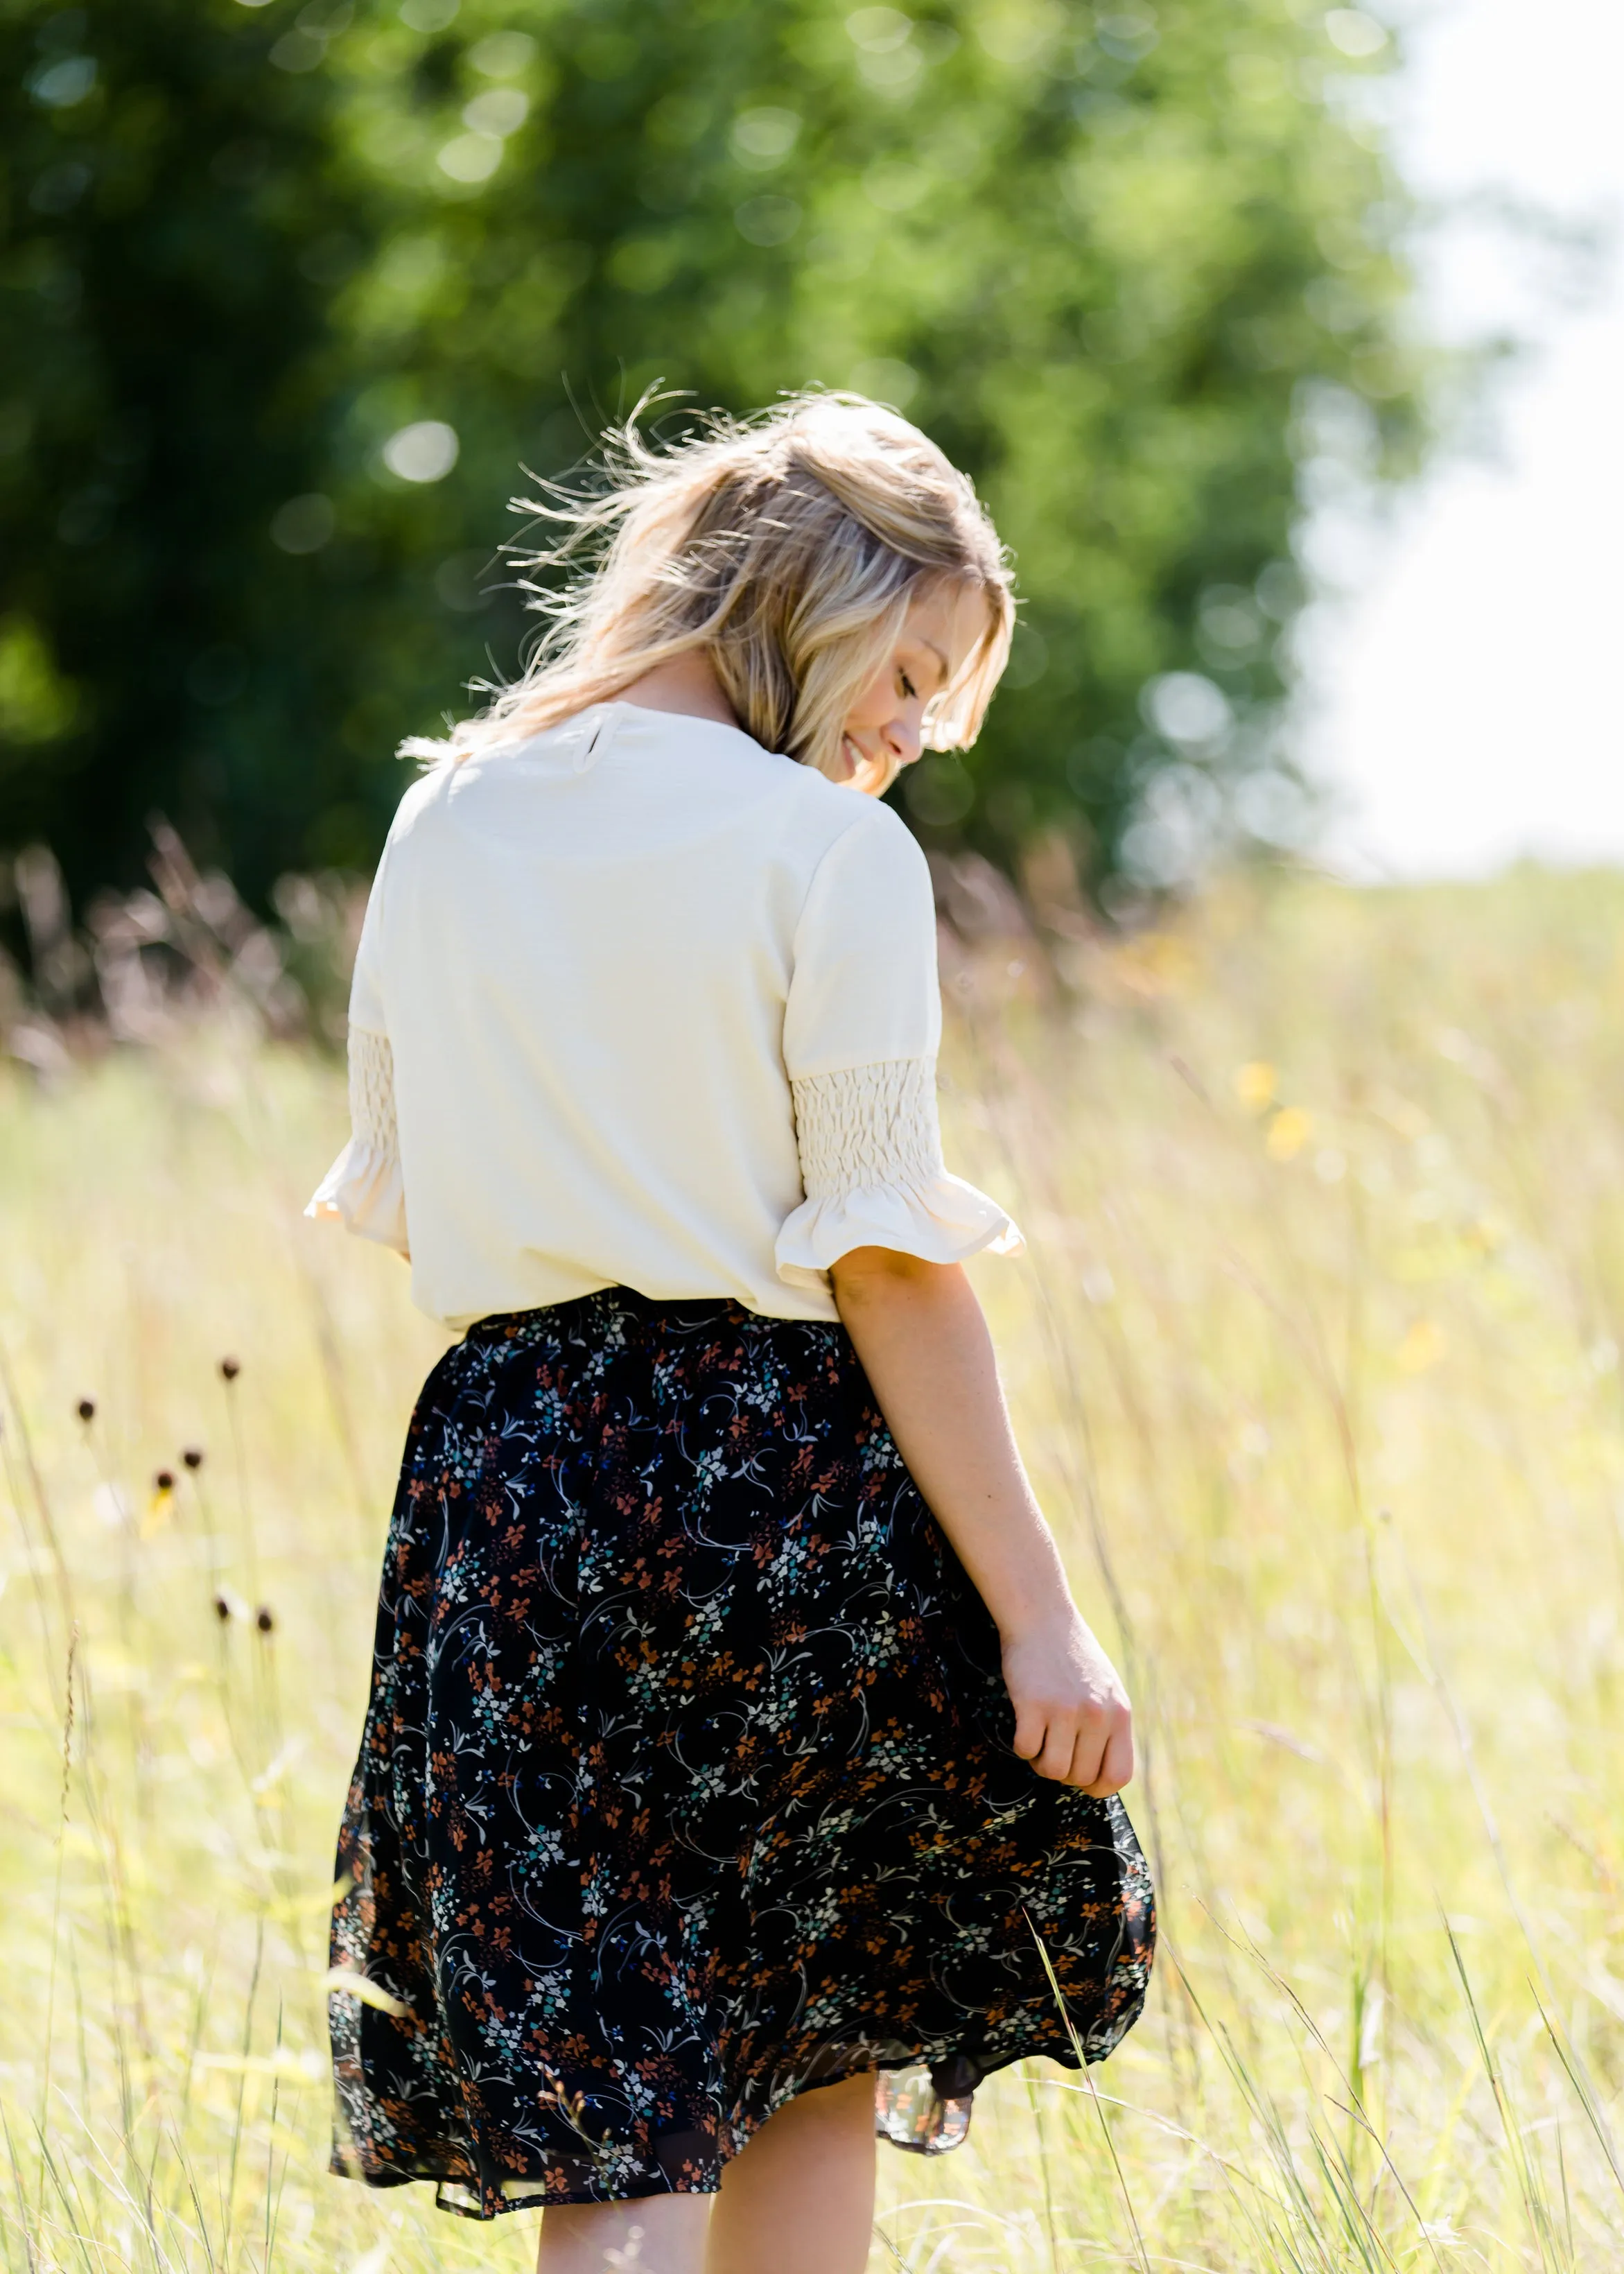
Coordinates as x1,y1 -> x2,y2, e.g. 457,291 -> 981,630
3,866 -> 1624,2273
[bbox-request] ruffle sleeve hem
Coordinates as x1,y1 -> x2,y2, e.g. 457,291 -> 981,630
306,1142 -> 409,1257
776,1172 -> 1022,1288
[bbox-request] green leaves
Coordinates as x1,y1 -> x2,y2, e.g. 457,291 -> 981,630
0,0 -> 1426,904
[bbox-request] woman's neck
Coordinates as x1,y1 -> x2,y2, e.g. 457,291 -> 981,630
610,650 -> 739,729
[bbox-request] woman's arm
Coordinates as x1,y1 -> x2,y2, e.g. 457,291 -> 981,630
830,1247 -> 1133,1796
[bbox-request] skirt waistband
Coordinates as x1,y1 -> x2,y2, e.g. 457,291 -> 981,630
464,1288 -> 770,1344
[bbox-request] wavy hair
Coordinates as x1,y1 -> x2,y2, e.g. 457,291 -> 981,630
405,392 -> 1015,791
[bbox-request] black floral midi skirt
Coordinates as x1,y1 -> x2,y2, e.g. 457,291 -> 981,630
329,1290 -> 1154,2217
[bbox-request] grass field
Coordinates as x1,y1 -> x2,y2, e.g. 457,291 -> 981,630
4,867 -> 1624,2273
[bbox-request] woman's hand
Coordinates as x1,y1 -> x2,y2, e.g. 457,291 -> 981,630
829,1249 -> 1137,1802
1001,1612 -> 1134,1796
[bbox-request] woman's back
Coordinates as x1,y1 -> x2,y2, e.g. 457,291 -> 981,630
317,700 -> 1010,1329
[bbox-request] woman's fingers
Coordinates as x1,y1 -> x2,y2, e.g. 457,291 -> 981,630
1010,1699 -> 1049,1763
1013,1704 -> 1078,1782
1019,1702 -> 1135,1795
1030,1717 -> 1080,1784
1015,1703 -> 1135,1789
1080,1712 -> 1135,1797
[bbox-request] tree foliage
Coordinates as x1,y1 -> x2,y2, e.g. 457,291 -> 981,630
1,0 -> 1424,906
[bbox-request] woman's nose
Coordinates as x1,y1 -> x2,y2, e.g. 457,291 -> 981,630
884,709 -> 923,769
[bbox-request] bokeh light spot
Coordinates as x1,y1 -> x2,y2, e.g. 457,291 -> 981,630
1397,1318 -> 1447,1373
977,1 -> 1070,66
434,552 -> 493,612
1325,8 -> 1388,59
270,494 -> 335,555
734,196 -> 801,246
382,420 -> 460,483
1094,8 -> 1158,64
469,31 -> 535,77
462,88 -> 528,139
846,6 -> 913,51
905,754 -> 976,828
269,31 -> 326,73
1234,1061 -> 1277,1114
730,107 -> 801,168
29,55 -> 97,107
857,44 -> 923,88
1143,670 -> 1232,749
1266,1106 -> 1313,1161
437,133 -> 503,184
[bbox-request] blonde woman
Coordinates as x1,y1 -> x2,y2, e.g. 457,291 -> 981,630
311,394 -> 1153,2274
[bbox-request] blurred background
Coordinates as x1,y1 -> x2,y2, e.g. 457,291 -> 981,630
1309,0 -> 1624,879
5,0 -> 1622,994
1,0 -> 1429,954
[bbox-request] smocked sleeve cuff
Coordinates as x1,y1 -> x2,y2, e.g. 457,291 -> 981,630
305,1027 -> 410,1257
775,1059 -> 1024,1289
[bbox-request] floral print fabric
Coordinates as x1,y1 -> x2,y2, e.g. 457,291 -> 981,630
329,1290 -> 1154,2218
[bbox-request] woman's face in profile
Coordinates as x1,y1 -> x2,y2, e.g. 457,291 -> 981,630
835,579 -> 990,789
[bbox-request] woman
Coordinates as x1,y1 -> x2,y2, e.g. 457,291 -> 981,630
310,393 -> 1153,2274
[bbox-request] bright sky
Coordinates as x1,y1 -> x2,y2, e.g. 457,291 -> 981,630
1305,0 -> 1624,880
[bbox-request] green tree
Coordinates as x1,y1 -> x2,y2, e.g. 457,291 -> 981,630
2,1 -> 349,895
1,0 -> 1424,907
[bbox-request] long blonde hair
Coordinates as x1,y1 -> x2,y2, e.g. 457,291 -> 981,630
408,392 -> 1015,789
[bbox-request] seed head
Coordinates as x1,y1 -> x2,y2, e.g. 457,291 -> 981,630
213,1592 -> 232,1622
182,1446 -> 204,1470
219,1355 -> 241,1382
255,1605 -> 274,1634
76,1398 -> 96,1423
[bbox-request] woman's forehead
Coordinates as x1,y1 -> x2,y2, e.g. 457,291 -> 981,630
902,579 -> 992,672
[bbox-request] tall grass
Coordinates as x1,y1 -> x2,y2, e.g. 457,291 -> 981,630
3,867 -> 1623,2271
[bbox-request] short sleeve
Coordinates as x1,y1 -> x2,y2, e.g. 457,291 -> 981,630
775,807 -> 1022,1287
304,867 -> 408,1255
346,857 -> 388,1037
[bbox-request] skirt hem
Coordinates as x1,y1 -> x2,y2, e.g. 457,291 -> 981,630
331,2029 -> 1094,2220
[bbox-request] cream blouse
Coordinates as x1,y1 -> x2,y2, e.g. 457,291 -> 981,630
307,702 -> 1021,1329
